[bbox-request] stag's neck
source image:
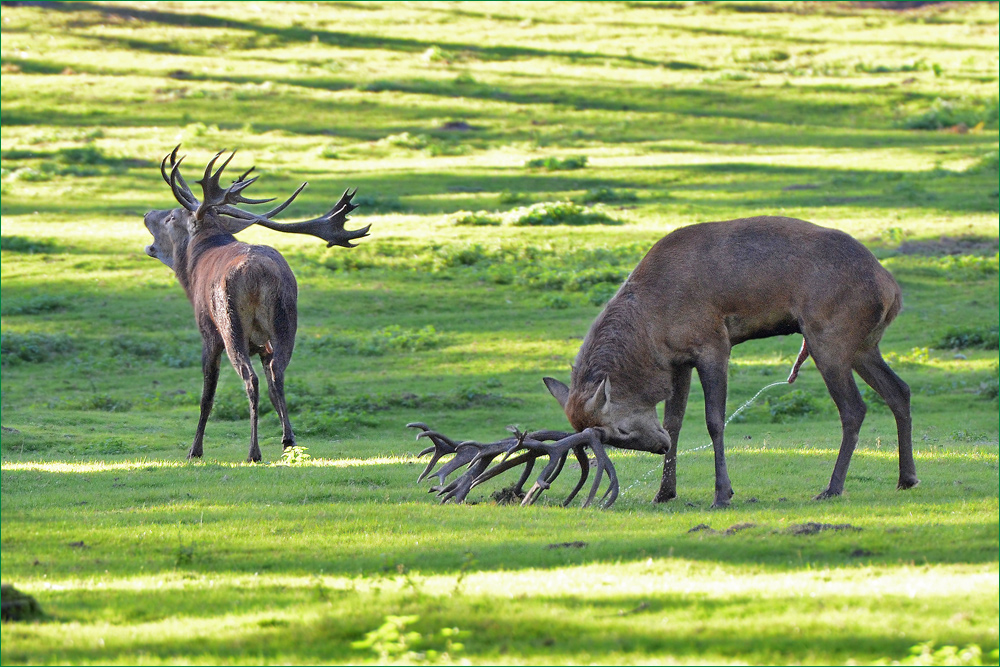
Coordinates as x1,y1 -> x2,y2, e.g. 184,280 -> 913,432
571,295 -> 668,406
174,231 -> 239,301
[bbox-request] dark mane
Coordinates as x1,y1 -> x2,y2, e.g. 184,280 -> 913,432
573,296 -> 655,388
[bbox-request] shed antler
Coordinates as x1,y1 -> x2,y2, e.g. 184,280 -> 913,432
161,145 -> 370,247
407,423 -> 620,508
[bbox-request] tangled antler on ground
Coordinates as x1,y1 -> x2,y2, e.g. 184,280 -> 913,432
407,422 -> 620,508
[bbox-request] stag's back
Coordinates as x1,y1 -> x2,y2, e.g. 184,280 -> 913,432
622,216 -> 900,345
192,239 -> 297,352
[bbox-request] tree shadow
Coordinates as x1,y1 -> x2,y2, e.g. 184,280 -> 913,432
5,579 -> 986,664
30,1 -> 703,68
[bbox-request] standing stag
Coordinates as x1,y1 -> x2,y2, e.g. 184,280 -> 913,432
543,216 -> 917,507
143,146 -> 369,462
411,216 -> 917,509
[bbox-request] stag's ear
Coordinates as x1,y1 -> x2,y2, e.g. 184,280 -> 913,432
217,215 -> 256,235
585,377 -> 611,414
543,377 -> 570,410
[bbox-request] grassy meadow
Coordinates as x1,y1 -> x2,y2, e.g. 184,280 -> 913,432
1,1 -> 998,664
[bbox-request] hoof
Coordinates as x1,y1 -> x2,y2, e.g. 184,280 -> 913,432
282,439 -> 297,450
653,493 -> 676,504
187,451 -> 203,460
813,488 -> 842,501
897,476 -> 920,490
710,488 -> 734,508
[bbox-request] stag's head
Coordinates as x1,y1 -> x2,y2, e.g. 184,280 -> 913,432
543,376 -> 672,455
143,207 -> 190,269
144,145 -> 368,269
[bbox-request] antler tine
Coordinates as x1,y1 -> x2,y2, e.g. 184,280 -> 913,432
431,445 -> 496,503
333,188 -> 361,220
469,449 -> 540,490
224,174 -> 277,206
435,438 -> 520,503
218,184 -> 369,248
260,182 -> 307,219
407,422 -> 462,483
517,428 -> 618,508
560,446 -> 591,507
159,151 -> 173,186
415,432 -> 460,483
581,438 -> 619,508
160,145 -> 182,186
162,147 -> 199,211
407,423 -> 618,508
428,444 -> 482,488
195,150 -> 236,212
169,158 -> 199,213
520,450 -> 571,507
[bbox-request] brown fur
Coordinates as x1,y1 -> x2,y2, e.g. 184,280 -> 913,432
545,216 -> 917,506
145,147 -> 367,462
144,209 -> 298,462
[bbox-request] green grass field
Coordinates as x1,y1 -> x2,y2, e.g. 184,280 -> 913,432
1,1 -> 998,664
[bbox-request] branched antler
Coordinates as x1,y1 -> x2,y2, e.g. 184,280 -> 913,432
407,423 -> 620,508
161,145 -> 370,247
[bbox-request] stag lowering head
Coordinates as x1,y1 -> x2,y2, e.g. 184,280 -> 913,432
543,376 -> 672,455
407,378 -> 672,509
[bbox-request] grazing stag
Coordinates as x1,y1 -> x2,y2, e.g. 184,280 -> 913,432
143,146 -> 369,462
411,217 -> 916,509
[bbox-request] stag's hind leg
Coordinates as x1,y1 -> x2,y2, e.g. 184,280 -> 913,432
232,351 -> 262,463
222,329 -> 263,462
808,340 -> 867,500
261,303 -> 296,449
853,346 -> 917,490
260,344 -> 295,450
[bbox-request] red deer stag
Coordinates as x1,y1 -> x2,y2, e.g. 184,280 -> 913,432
543,216 -> 917,507
143,146 -> 369,462
411,217 -> 917,508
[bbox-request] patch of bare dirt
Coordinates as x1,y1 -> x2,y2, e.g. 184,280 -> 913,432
546,541 -> 587,549
687,522 -> 757,535
491,485 -> 525,505
896,236 -> 999,257
786,522 -> 861,536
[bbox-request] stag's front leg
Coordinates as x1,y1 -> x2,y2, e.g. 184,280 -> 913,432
190,338 -> 224,459
696,355 -> 734,508
655,365 -> 692,504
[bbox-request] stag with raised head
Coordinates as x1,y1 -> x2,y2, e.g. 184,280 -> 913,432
412,216 -> 918,508
143,146 -> 369,462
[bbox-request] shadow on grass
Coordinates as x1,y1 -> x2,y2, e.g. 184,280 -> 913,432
4,581 -> 989,664
24,1 -> 701,69
2,444 -> 997,578
2,158 -> 997,220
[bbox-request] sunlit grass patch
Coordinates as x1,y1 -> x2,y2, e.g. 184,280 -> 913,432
1,0 -> 997,663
